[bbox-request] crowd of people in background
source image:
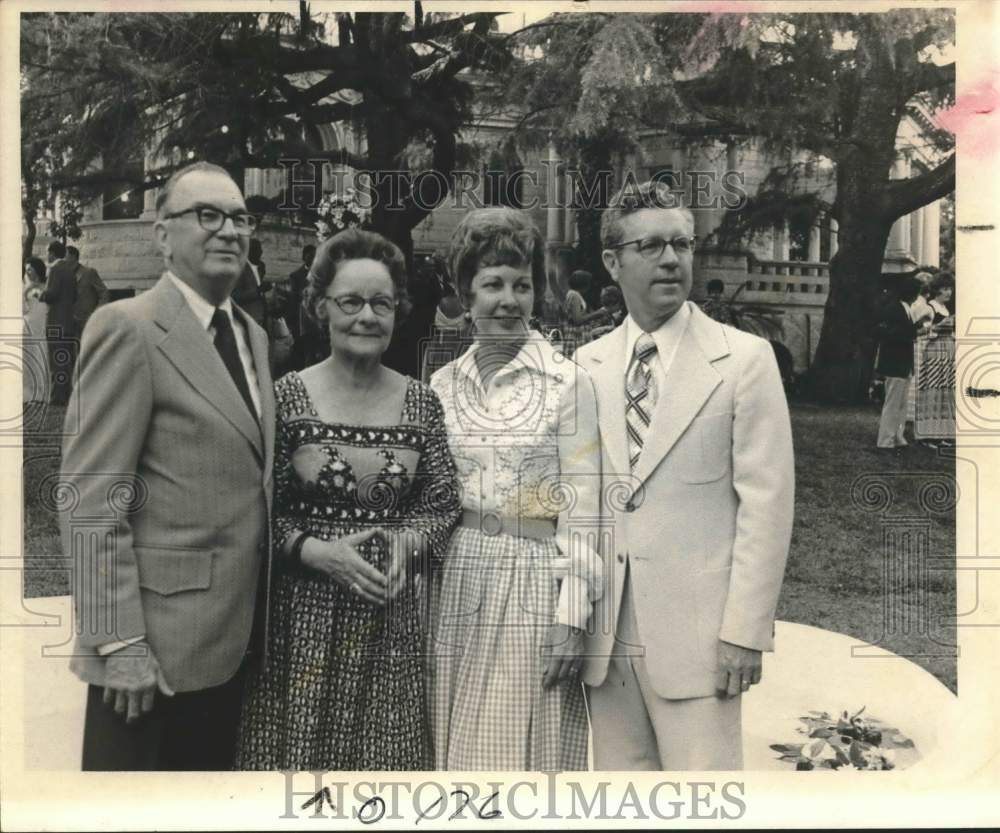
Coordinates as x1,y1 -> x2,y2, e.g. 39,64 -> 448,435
23,240 -> 109,407
875,269 -> 956,452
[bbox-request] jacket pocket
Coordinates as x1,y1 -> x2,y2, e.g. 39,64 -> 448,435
678,412 -> 732,484
136,546 -> 213,596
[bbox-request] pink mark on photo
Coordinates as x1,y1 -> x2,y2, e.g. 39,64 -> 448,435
933,71 -> 1000,159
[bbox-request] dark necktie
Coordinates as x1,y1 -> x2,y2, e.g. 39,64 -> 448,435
211,308 -> 258,420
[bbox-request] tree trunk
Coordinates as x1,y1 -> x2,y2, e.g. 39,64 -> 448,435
803,206 -> 892,403
574,136 -> 616,300
23,213 -> 37,263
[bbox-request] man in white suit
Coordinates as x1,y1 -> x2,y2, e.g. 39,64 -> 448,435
575,180 -> 794,770
60,162 -> 275,770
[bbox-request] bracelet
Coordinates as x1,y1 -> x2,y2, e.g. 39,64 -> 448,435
288,531 -> 311,568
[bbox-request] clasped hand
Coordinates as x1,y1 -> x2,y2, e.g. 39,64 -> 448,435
300,528 -> 422,605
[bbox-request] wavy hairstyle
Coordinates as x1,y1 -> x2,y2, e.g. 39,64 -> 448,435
447,207 -> 546,310
304,227 -> 408,319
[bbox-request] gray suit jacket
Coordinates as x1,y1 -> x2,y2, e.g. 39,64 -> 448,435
575,304 -> 794,699
61,274 -> 276,692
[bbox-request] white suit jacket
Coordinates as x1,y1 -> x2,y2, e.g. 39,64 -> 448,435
574,303 -> 794,699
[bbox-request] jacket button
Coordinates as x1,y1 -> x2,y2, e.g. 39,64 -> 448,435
624,501 -> 635,513
616,553 -> 625,563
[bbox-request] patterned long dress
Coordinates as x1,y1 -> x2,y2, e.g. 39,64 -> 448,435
428,334 -> 603,772
236,373 -> 460,771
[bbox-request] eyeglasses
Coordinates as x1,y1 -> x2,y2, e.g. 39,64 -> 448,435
609,235 -> 697,259
326,294 -> 397,317
164,206 -> 258,236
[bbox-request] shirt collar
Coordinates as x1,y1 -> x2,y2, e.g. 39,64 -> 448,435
455,330 -> 566,386
624,301 -> 692,364
166,271 -> 234,331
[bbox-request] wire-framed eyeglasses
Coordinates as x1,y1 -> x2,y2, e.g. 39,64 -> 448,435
163,206 -> 258,236
608,235 -> 697,260
326,294 -> 397,317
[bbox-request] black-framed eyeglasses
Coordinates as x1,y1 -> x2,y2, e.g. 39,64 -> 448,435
164,206 -> 258,236
609,235 -> 697,259
326,294 -> 397,317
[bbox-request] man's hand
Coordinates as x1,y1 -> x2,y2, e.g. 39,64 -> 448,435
715,640 -> 762,698
541,623 -> 585,690
102,641 -> 175,723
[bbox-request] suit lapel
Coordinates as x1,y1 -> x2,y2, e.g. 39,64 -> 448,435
632,306 -> 728,487
584,324 -> 631,477
151,277 -> 264,460
240,302 -> 276,475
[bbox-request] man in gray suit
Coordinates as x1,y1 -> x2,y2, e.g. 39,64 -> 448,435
60,161 -> 275,770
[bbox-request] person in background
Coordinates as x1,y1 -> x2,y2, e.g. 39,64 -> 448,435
66,245 -> 110,337
286,244 -> 316,372
232,237 -> 269,331
419,259 -> 472,383
39,240 -> 77,407
876,275 -> 929,453
701,278 -> 737,325
562,269 -> 592,353
382,254 -> 442,379
583,284 -> 627,340
23,257 -> 50,405
915,272 -> 956,448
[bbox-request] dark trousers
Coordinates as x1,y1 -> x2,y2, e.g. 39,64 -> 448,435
46,327 -> 77,407
81,662 -> 247,771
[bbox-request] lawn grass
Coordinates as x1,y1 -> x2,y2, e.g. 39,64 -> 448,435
777,401 -> 956,692
21,399 -> 957,690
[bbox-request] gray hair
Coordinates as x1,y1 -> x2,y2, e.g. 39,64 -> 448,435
601,179 -> 695,249
155,161 -> 236,217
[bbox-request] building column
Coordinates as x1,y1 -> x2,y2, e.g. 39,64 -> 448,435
886,154 -> 912,257
829,218 -> 839,258
807,222 -> 822,275
773,220 -> 790,273
563,170 -> 576,245
546,140 -> 562,244
921,200 -> 940,267
670,147 -> 685,185
910,208 -> 924,267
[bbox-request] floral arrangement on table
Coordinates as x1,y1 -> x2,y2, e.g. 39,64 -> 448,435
771,707 -> 917,771
314,187 -> 371,242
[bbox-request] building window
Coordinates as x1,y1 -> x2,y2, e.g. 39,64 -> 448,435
101,159 -> 144,221
788,215 -> 810,261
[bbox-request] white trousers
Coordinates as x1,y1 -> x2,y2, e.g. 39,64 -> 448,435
878,375 -> 910,448
585,563 -> 742,770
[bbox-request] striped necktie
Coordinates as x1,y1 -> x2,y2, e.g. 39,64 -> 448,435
625,333 -> 658,470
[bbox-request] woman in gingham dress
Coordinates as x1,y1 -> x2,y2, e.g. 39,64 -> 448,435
428,208 -> 603,771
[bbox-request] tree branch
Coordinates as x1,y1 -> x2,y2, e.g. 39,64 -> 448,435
906,60 -> 954,99
403,12 -> 503,44
883,152 -> 954,220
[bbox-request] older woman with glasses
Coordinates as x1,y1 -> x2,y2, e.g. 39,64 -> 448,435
237,228 -> 460,771
428,207 -> 603,771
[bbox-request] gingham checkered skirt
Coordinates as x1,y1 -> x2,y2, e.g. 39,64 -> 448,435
428,526 -> 589,771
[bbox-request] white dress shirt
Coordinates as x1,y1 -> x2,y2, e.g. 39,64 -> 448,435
623,300 -> 692,388
167,271 -> 263,419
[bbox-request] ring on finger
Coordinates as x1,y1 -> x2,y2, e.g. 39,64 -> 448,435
740,679 -> 751,690
350,581 -> 361,596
